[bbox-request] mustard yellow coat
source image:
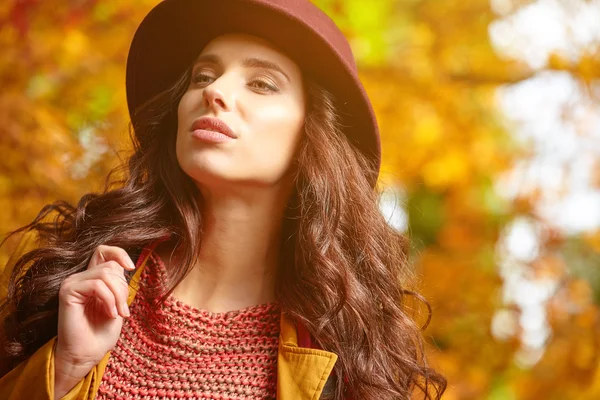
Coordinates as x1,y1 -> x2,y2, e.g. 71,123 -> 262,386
0,232 -> 338,399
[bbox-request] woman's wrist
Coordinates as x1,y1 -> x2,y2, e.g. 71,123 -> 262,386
54,360 -> 93,399
54,368 -> 80,400
53,344 -> 96,399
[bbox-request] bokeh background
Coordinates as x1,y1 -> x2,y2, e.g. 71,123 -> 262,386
1,0 -> 599,398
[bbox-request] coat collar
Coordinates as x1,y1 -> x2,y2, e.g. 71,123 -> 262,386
277,313 -> 338,399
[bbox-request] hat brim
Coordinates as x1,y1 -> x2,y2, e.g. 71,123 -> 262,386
126,0 -> 380,184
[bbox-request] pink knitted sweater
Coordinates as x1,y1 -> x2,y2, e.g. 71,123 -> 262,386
96,251 -> 281,400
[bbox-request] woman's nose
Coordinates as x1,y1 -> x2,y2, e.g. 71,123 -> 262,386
202,75 -> 234,112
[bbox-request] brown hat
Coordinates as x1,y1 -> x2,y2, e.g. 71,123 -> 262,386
126,0 -> 381,185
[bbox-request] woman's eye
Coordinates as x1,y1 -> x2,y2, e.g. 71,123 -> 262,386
191,71 -> 279,93
192,72 -> 213,85
251,79 -> 279,92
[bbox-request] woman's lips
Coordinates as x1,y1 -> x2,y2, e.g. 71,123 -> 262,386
190,116 -> 237,144
191,128 -> 234,143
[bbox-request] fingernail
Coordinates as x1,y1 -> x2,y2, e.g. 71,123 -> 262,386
123,303 -> 130,317
128,259 -> 136,269
112,305 -> 119,319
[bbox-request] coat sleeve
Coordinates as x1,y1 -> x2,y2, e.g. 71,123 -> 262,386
0,231 -> 99,400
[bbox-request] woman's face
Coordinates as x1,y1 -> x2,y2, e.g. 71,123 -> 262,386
176,33 -> 306,191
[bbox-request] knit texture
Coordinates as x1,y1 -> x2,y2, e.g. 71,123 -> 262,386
96,251 -> 281,400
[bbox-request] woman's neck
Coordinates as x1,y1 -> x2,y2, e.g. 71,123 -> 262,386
160,185 -> 291,313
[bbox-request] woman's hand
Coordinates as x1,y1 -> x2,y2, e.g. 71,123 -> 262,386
53,245 -> 136,399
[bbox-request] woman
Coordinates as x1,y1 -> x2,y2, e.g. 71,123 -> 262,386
0,0 -> 446,399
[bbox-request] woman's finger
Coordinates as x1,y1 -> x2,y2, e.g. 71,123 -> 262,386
89,245 -> 136,272
62,261 -> 131,317
93,262 -> 131,317
60,277 -> 119,319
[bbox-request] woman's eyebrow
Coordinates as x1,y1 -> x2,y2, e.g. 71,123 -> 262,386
193,54 -> 291,83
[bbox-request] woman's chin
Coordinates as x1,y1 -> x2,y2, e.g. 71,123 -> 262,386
179,159 -> 291,190
185,166 -> 236,186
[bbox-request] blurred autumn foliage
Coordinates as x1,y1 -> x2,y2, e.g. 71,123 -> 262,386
1,0 -> 599,399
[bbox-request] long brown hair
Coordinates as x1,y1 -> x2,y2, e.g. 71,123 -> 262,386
0,61 -> 446,399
